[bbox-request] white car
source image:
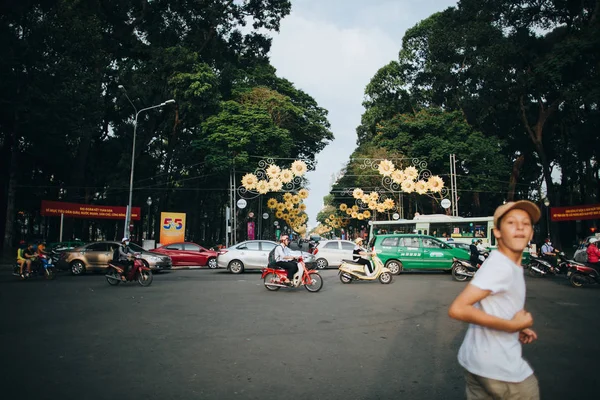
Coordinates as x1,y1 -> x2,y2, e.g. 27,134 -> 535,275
217,240 -> 316,274
313,240 -> 365,269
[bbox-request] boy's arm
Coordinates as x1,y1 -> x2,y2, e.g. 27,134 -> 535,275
448,284 -> 533,333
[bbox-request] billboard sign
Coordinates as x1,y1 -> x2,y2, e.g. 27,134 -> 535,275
40,200 -> 140,220
160,212 -> 186,245
551,204 -> 600,222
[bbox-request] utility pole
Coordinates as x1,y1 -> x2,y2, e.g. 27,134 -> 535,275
449,154 -> 459,217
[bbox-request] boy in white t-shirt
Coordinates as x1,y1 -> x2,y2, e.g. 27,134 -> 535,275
449,201 -> 541,400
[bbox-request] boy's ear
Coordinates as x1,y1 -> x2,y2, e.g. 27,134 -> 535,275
493,227 -> 501,240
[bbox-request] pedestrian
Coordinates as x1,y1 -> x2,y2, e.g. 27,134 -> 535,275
448,200 -> 541,399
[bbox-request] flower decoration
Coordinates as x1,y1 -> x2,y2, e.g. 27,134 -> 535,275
266,164 -> 281,179
339,203 -> 348,211
352,205 -> 359,212
267,198 -> 278,209
298,188 -> 309,199
351,212 -> 358,219
269,178 -> 283,192
428,176 -> 444,193
361,194 -> 371,204
401,179 -> 415,193
363,210 -> 371,218
352,188 -> 364,199
292,195 -> 301,204
280,169 -> 294,183
369,192 -> 380,201
415,180 -> 428,195
276,211 -> 284,219
256,180 -> 270,194
384,198 -> 395,209
276,203 -> 285,212
346,208 -> 353,215
368,201 -> 378,210
285,202 -> 294,211
241,173 -> 258,190
299,204 -> 307,211
391,170 -> 405,184
291,160 -> 308,176
283,193 -> 293,202
376,203 -> 386,213
357,213 -> 364,220
404,166 -> 419,181
377,159 -> 395,176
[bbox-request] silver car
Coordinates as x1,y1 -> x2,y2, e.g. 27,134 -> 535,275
217,240 -> 316,274
313,240 -> 364,269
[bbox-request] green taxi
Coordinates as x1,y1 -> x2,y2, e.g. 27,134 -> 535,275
370,234 -> 470,274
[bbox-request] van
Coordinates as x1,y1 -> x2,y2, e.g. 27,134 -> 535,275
369,234 -> 470,275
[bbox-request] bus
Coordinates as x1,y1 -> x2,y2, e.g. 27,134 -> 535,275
368,214 -> 496,247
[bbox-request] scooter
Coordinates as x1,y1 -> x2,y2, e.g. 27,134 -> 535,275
13,254 -> 56,280
527,252 -> 564,277
567,262 -> 600,288
261,257 -> 323,292
338,253 -> 392,284
451,257 -> 479,282
105,254 -> 153,287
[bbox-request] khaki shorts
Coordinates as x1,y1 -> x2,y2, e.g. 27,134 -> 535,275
464,370 -> 539,400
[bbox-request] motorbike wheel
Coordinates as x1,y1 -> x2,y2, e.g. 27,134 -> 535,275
528,263 -> 543,278
378,272 -> 392,284
339,272 -> 353,284
263,273 -> 281,291
137,270 -> 153,287
451,264 -> 469,282
304,273 -> 323,292
45,267 -> 56,280
569,272 -> 586,288
106,269 -> 121,286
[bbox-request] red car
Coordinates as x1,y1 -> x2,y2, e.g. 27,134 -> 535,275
151,242 -> 218,268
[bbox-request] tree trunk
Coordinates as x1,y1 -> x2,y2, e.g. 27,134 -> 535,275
507,155 -> 525,201
3,119 -> 19,248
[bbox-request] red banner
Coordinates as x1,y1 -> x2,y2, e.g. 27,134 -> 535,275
550,204 -> 600,222
40,200 -> 141,220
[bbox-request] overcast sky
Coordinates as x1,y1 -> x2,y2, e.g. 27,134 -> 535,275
267,0 -> 458,228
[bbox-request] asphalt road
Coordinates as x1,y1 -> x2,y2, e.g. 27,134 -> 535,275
1,267 -> 599,400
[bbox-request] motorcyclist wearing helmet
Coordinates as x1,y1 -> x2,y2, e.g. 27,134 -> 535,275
274,235 -> 298,285
353,237 -> 374,275
541,238 -> 559,267
112,237 -> 133,279
469,239 -> 481,267
587,238 -> 600,269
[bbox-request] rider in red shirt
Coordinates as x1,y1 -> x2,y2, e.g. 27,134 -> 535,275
586,238 -> 600,266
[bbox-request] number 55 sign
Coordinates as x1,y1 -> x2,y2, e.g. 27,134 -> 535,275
160,212 -> 186,245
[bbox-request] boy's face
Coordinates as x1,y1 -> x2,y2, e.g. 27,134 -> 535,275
493,209 -> 534,252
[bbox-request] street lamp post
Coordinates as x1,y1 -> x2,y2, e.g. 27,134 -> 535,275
543,198 -> 550,239
118,85 -> 175,238
146,197 -> 153,240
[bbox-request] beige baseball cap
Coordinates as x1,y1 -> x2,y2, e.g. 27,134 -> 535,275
493,200 -> 541,228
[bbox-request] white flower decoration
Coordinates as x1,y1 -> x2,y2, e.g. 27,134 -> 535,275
404,166 -> 419,181
352,188 -> 364,199
241,173 -> 258,190
428,176 -> 444,193
391,170 -> 405,184
415,180 -> 428,195
266,164 -> 281,179
377,159 -> 395,176
291,160 -> 308,176
279,169 -> 294,183
401,179 -> 415,193
256,180 -> 270,194
269,178 -> 283,192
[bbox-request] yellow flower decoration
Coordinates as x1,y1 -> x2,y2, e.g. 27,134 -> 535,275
346,208 -> 352,215
391,170 -> 405,184
279,169 -> 294,183
291,160 -> 308,176
384,198 -> 395,209
298,188 -> 309,199
283,193 -> 293,202
352,205 -> 359,212
339,203 -> 348,211
267,198 -> 278,209
329,214 -> 335,220
361,194 -> 370,204
285,201 -> 294,211
275,211 -> 284,219
376,203 -> 386,213
377,159 -> 395,176
357,213 -> 365,220
352,188 -> 364,199
401,179 -> 415,193
299,204 -> 307,211
363,210 -> 371,218
269,178 -> 283,192
404,166 -> 419,181
266,164 -> 281,179
415,180 -> 428,195
292,195 -> 301,204
241,173 -> 258,190
276,203 -> 285,212
256,180 -> 270,194
428,176 -> 444,193
368,201 -> 378,210
369,192 -> 380,201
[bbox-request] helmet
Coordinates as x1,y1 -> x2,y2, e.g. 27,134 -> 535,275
472,239 -> 478,244
590,238 -> 598,244
122,237 -> 129,243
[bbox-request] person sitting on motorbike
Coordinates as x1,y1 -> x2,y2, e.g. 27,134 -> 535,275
112,237 -> 133,280
541,238 -> 559,266
469,239 -> 481,267
586,238 -> 600,269
274,235 -> 298,285
353,237 -> 374,275
476,239 -> 488,262
16,241 -> 34,278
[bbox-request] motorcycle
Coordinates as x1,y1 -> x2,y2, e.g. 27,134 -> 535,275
567,262 -> 600,288
105,254 -> 153,287
451,257 -> 479,282
261,256 -> 323,292
13,254 -> 56,280
338,253 -> 393,284
527,252 -> 567,277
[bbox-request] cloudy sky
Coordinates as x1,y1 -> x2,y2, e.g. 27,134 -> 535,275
267,0 -> 458,227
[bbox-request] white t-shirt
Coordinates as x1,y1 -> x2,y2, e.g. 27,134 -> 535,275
457,250 -> 534,382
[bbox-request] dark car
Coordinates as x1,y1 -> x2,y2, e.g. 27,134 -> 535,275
151,242 -> 218,268
57,241 -> 172,275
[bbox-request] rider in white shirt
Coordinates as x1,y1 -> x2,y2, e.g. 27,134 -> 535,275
274,235 -> 298,284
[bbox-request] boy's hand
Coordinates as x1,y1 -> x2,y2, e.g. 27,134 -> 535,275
519,328 -> 537,344
511,309 -> 533,331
